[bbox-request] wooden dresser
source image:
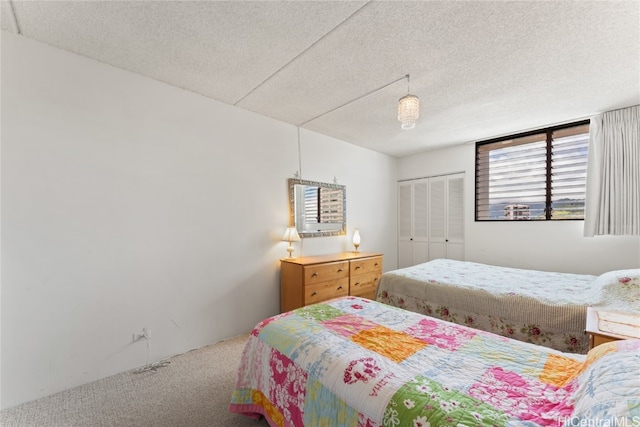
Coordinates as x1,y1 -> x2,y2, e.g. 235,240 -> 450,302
280,252 -> 383,312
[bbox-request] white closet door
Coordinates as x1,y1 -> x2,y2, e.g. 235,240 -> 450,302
446,174 -> 465,260
398,183 -> 412,240
397,179 -> 429,268
412,180 -> 429,265
428,177 -> 446,260
399,174 -> 464,267
398,182 -> 413,268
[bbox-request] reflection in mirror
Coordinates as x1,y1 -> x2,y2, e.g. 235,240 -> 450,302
288,178 -> 346,238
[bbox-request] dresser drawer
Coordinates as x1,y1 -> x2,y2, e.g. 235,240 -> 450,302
350,256 -> 382,275
305,278 -> 349,305
304,261 -> 349,285
350,270 -> 381,298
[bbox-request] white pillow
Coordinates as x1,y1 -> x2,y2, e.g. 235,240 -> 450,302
566,340 -> 640,424
590,269 -> 640,311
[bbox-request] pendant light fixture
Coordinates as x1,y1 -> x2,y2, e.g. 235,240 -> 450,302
397,74 -> 419,130
300,74 -> 419,131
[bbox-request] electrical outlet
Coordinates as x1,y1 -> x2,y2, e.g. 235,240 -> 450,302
132,328 -> 150,342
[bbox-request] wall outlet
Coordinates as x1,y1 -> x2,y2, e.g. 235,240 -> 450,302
132,328 -> 150,342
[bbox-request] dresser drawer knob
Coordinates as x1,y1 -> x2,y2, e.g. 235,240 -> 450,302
374,263 -> 379,267
311,291 -> 318,296
338,268 -> 344,272
337,286 -> 343,290
354,282 -> 360,286
355,266 -> 361,270
312,272 -> 318,277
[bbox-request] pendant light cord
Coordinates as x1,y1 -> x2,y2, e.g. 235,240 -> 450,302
297,126 -> 302,177
299,74 -> 410,126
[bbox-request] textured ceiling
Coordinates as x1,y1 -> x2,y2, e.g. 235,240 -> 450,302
2,1 -> 639,158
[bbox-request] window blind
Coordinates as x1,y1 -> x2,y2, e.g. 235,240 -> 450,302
475,121 -> 589,221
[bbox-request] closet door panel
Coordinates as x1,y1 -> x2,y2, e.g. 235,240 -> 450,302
446,174 -> 465,260
397,179 -> 429,268
398,240 -> 413,269
412,241 -> 429,265
428,177 -> 446,260
413,180 -> 429,243
398,183 -> 412,241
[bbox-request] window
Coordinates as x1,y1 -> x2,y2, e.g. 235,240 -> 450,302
475,120 -> 589,221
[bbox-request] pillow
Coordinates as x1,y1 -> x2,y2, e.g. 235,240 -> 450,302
589,269 -> 640,311
565,339 -> 640,424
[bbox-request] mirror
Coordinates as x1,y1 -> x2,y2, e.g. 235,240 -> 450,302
288,178 -> 346,238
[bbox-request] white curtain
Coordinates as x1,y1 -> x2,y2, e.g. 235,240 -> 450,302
584,105 -> 640,236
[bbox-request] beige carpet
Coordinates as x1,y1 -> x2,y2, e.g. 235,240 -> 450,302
0,334 -> 269,427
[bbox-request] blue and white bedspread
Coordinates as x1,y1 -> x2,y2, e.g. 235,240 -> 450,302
376,259 -> 640,353
229,296 -> 640,427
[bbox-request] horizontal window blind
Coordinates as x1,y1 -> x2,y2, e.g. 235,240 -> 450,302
304,187 -> 319,223
475,121 -> 589,221
550,125 -> 589,219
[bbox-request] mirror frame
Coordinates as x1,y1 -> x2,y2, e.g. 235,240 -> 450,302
288,178 -> 347,238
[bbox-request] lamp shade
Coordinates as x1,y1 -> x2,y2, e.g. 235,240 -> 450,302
352,228 -> 361,251
282,226 -> 301,242
352,229 -> 361,246
398,94 -> 419,130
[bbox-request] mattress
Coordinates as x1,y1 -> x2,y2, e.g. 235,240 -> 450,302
376,259 -> 640,353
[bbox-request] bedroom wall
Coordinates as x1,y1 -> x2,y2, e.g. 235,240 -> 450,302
398,143 -> 640,274
0,33 -> 398,409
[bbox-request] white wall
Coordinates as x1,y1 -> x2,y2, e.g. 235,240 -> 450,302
398,143 -> 640,274
294,129 -> 397,259
0,33 -> 397,409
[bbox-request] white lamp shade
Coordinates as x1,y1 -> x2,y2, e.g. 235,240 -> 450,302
282,226 -> 301,242
398,94 -> 419,130
353,229 -> 361,246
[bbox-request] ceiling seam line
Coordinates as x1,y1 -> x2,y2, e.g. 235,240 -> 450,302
298,74 -> 408,127
232,1 -> 372,106
8,0 -> 22,34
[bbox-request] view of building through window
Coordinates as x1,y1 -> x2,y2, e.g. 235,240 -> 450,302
304,186 -> 344,224
476,121 -> 589,221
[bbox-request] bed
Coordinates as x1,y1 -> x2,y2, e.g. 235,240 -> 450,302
229,296 -> 639,427
375,259 -> 640,353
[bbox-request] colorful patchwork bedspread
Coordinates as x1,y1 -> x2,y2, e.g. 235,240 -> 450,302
229,296 -> 640,427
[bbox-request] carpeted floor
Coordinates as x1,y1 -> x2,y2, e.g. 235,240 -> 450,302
0,334 -> 269,427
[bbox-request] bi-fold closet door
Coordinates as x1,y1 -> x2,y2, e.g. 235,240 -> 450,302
397,173 -> 464,269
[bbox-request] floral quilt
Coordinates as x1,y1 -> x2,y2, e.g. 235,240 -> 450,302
375,259 -> 640,353
229,296 -> 640,427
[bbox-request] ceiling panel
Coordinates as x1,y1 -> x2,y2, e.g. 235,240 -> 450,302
2,0 -> 638,157
4,1 -> 366,104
